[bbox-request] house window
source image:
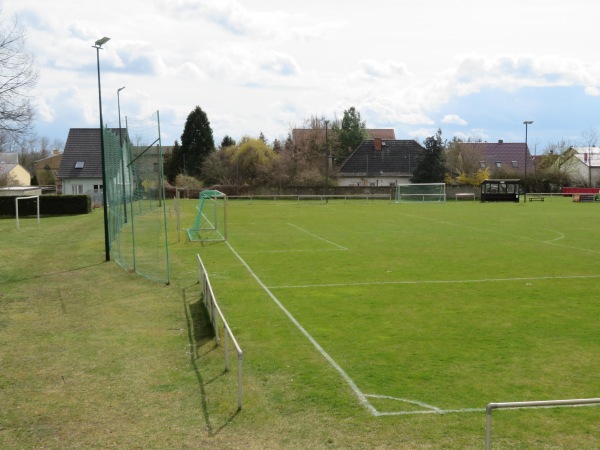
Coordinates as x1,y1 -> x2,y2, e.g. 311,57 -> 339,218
495,161 -> 502,168
93,184 -> 103,192
153,162 -> 159,173
480,161 -> 486,168
71,184 -> 83,194
511,161 -> 519,168
74,161 -> 85,169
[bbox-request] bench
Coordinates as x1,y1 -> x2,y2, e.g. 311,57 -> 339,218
528,196 -> 544,202
579,195 -> 595,202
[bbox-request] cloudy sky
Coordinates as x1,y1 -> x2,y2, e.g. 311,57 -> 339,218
6,0 -> 600,152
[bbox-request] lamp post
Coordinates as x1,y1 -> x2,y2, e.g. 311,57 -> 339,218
523,120 -> 533,203
117,86 -> 128,224
94,36 -> 111,261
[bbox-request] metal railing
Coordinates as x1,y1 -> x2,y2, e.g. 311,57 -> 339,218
485,398 -> 600,449
197,254 -> 243,410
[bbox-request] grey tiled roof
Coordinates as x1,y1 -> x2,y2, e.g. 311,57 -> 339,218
57,128 -> 123,179
460,142 -> 532,173
0,163 -> 18,177
339,140 -> 425,176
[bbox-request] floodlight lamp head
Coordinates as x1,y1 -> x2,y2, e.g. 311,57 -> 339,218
523,120 -> 533,125
118,86 -> 125,93
94,37 -> 110,48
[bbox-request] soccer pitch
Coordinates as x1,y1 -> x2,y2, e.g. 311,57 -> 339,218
187,197 -> 600,417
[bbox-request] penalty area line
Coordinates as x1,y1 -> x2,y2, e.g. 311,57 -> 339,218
225,241 -> 375,416
269,274 -> 600,290
287,223 -> 348,250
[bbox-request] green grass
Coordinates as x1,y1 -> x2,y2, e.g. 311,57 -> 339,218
1,198 -> 599,449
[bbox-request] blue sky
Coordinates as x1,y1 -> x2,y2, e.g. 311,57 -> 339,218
5,0 -> 600,151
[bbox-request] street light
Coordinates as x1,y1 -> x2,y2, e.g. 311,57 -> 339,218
523,120 -> 533,203
117,86 -> 128,224
94,36 -> 111,261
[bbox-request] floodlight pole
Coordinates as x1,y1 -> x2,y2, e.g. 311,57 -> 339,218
324,120 -> 329,203
117,86 -> 128,224
94,37 -> 111,262
523,120 -> 533,203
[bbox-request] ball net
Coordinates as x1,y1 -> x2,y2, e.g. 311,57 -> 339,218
103,111 -> 170,284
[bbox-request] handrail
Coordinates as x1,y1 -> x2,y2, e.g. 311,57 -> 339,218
197,254 -> 243,410
485,398 -> 600,449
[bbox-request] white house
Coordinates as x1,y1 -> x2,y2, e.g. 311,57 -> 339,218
573,147 -> 600,186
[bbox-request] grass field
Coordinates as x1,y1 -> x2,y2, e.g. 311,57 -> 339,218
1,196 -> 599,448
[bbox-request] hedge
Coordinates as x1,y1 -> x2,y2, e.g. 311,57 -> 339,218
0,195 -> 92,217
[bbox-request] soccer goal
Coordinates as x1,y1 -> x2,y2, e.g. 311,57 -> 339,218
396,183 -> 446,202
186,190 -> 228,242
15,196 -> 40,229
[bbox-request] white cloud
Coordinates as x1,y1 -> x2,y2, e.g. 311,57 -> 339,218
442,114 -> 467,126
357,60 -> 410,80
584,86 -> 600,96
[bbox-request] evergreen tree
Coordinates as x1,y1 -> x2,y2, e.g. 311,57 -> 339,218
332,106 -> 369,162
180,106 -> 215,179
164,140 -> 182,184
411,129 -> 446,183
220,135 -> 236,149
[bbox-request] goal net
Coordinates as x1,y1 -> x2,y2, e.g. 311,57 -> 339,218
396,183 -> 446,202
187,190 -> 228,242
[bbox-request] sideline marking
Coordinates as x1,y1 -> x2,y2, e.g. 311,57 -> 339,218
269,274 -> 600,290
287,223 -> 348,250
226,241 -> 376,415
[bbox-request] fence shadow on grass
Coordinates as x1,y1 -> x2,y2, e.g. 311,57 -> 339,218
182,287 -> 240,436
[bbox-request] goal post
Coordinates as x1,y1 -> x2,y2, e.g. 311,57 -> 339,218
15,196 -> 40,229
396,183 -> 446,203
187,190 -> 228,242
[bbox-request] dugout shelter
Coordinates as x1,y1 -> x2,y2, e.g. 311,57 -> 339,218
480,179 -> 520,203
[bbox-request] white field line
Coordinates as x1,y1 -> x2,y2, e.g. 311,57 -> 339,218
405,213 -> 600,256
238,249 -> 347,254
225,241 -> 377,416
268,274 -> 600,290
287,223 -> 348,250
225,240 -> 600,416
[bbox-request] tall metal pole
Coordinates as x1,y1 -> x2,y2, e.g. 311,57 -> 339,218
523,120 -> 533,203
94,37 -> 111,262
324,120 -> 329,202
117,86 -> 128,224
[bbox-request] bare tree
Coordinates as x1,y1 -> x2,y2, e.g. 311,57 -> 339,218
0,10 -> 37,142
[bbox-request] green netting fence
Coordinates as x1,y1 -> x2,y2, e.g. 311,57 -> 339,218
103,111 -> 170,284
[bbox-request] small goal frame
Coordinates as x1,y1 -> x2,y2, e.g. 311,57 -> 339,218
186,190 -> 228,242
395,183 -> 446,203
15,195 -> 40,230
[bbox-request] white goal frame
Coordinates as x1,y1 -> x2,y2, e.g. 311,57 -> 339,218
396,183 -> 446,203
15,195 -> 40,229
